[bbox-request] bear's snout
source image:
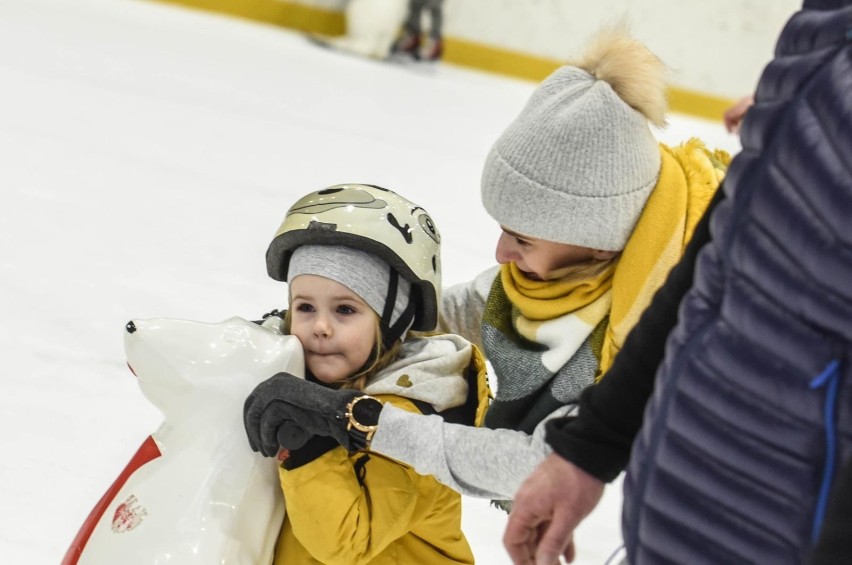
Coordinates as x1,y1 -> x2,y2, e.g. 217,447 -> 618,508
126,321 -> 137,334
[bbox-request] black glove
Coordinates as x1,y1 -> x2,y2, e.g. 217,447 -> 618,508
276,419 -> 312,451
243,373 -> 382,457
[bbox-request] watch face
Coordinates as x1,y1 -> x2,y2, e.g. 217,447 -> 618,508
350,396 -> 381,429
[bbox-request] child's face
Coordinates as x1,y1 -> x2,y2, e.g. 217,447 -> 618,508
288,275 -> 378,384
496,227 -> 615,281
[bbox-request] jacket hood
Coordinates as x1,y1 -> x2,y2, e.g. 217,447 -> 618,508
364,333 -> 471,412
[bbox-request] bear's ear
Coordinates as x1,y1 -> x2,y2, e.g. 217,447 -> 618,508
260,316 -> 285,335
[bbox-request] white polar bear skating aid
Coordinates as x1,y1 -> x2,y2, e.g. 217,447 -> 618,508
62,316 -> 304,565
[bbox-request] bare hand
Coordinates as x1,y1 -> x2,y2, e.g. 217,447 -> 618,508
723,95 -> 754,134
504,453 -> 605,565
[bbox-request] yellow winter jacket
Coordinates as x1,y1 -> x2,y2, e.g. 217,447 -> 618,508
273,335 -> 489,565
273,397 -> 474,565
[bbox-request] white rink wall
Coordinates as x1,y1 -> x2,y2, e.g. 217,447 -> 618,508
287,0 -> 802,98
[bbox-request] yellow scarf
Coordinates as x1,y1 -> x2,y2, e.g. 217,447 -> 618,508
598,139 -> 729,377
500,261 -> 615,321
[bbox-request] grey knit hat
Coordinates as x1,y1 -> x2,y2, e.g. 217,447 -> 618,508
288,244 -> 414,343
481,56 -> 664,251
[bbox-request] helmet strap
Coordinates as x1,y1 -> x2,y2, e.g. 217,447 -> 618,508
379,270 -> 416,348
384,300 -> 415,349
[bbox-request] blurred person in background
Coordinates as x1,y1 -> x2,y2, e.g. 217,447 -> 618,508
392,0 -> 445,60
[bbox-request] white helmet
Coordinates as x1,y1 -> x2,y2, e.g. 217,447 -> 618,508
266,184 -> 442,332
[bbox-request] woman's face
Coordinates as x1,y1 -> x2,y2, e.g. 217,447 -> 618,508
288,275 -> 377,384
495,227 -> 615,281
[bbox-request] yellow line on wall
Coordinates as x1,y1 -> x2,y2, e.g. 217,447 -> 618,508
150,0 -> 733,121
158,0 -> 345,33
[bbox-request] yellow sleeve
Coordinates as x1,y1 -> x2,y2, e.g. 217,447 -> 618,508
279,445 -> 444,565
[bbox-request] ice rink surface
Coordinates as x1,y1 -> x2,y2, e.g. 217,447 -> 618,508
0,0 -> 742,562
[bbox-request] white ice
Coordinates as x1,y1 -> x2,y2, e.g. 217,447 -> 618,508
0,0 -> 742,562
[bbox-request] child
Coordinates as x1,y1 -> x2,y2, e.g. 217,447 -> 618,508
244,183 -> 487,564
247,27 -> 729,510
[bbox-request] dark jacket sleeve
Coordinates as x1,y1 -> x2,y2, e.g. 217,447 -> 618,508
544,188 -> 724,482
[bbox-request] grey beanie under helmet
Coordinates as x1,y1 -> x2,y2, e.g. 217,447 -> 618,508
287,244 -> 414,345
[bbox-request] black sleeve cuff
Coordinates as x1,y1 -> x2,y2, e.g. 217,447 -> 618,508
545,410 -> 633,483
282,435 -> 339,470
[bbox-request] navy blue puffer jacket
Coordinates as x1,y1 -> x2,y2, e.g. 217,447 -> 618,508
622,7 -> 852,564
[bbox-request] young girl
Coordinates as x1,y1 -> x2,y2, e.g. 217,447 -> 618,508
244,183 -> 487,565
247,27 -> 729,511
